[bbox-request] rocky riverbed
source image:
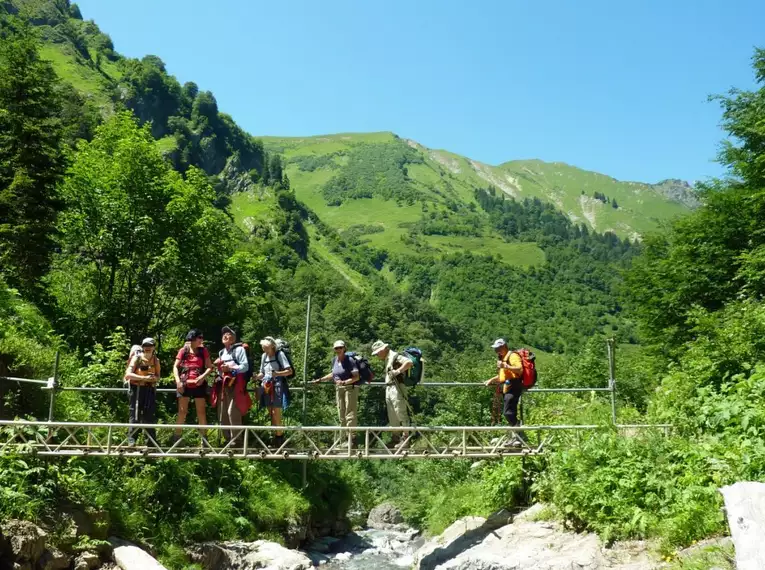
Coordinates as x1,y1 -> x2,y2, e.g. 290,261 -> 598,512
0,503 -> 733,570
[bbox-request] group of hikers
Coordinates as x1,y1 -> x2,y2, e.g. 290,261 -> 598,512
124,326 -> 536,449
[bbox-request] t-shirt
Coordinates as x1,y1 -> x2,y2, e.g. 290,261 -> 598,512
176,346 -> 210,382
260,351 -> 291,380
332,355 -> 359,382
384,350 -> 410,385
219,345 -> 249,376
499,351 -> 523,383
129,353 -> 160,381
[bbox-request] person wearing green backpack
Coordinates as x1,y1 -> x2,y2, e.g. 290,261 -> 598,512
371,340 -> 413,449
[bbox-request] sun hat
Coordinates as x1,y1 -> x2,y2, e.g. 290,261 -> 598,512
371,340 -> 389,355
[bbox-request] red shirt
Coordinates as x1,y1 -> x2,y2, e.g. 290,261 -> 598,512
177,346 -> 209,384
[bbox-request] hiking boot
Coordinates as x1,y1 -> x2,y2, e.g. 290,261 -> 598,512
168,435 -> 181,448
272,435 -> 284,448
200,436 -> 211,449
127,438 -> 136,448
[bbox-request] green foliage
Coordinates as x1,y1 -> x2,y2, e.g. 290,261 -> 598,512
49,112 -> 271,346
627,50 -> 765,349
534,432 -> 725,549
322,140 -> 422,206
0,18 -> 67,297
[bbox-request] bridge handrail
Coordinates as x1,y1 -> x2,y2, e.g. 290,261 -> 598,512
0,419 -> 671,431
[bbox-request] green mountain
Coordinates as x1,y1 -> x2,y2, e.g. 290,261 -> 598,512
263,133 -> 696,249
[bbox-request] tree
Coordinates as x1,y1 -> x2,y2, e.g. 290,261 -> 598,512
627,49 -> 765,348
49,112 -> 268,345
0,20 -> 66,297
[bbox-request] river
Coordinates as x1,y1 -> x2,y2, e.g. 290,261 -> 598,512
310,527 -> 424,570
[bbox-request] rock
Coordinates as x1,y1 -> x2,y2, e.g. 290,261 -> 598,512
414,506 -> 658,570
38,547 -> 72,570
187,540 -> 313,570
109,537 -> 167,570
74,551 -> 100,570
721,481 -> 765,570
414,516 -> 492,570
61,507 -> 111,541
0,520 -> 46,563
12,563 -> 32,570
308,536 -> 340,554
367,502 -> 404,530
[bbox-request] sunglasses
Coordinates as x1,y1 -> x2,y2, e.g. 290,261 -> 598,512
334,347 -> 344,351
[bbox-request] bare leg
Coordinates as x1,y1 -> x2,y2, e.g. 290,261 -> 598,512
270,407 -> 283,436
195,398 -> 207,438
175,397 -> 189,436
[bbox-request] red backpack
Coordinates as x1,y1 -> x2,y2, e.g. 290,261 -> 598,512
513,348 -> 538,389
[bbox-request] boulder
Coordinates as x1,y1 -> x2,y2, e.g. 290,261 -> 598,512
367,502 -> 404,530
187,540 -> 314,570
720,481 -> 765,570
73,551 -> 100,570
0,520 -> 46,563
38,547 -> 72,570
109,537 -> 167,570
414,506 -> 656,570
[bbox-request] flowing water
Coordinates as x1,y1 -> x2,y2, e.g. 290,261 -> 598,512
309,527 -> 424,570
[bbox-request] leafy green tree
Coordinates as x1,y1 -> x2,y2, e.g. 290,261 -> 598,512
627,49 -> 765,348
49,111 -> 267,345
0,19 -> 66,297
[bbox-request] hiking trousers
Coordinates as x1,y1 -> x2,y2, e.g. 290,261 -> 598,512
221,384 -> 243,443
385,383 -> 410,428
128,384 -> 157,442
336,384 -> 359,428
502,384 -> 524,426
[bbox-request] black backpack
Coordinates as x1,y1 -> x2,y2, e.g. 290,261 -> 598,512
345,352 -> 374,385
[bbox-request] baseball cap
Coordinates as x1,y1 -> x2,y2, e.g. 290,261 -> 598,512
333,340 -> 346,349
141,337 -> 156,347
491,338 -> 507,349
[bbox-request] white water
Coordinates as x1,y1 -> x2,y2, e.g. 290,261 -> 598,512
310,527 -> 423,570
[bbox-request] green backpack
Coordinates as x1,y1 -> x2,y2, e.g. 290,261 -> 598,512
402,347 -> 423,387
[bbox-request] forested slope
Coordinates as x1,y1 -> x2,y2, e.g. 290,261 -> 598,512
3,1 -> 759,569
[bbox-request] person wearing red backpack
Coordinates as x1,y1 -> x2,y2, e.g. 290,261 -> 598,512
171,329 -> 213,446
485,338 -> 524,447
212,326 -> 252,447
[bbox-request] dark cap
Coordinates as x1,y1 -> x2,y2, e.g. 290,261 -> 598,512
221,326 -> 236,337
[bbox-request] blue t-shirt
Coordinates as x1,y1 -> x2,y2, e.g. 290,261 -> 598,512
332,355 -> 359,382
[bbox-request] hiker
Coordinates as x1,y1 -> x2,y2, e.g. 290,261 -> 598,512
313,340 -> 361,442
172,329 -> 214,446
484,338 -> 524,446
123,338 -> 160,446
371,340 -> 412,449
213,326 -> 252,446
256,336 -> 292,446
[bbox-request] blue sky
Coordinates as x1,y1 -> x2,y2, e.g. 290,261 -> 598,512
76,0 -> 763,184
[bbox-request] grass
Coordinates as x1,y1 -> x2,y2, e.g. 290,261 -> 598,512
39,43 -> 114,109
263,132 -> 692,241
423,236 -> 545,266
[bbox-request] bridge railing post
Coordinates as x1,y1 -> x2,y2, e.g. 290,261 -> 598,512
606,339 -> 617,425
301,295 -> 311,488
47,350 -> 60,423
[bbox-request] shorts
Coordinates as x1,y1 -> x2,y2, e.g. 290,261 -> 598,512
259,378 -> 288,409
177,382 -> 208,400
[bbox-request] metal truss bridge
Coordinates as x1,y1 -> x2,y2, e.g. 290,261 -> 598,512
0,420 -> 668,460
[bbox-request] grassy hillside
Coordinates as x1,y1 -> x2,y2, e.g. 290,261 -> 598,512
266,133 -> 695,243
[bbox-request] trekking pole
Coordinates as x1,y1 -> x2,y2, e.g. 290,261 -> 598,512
135,385 -> 140,422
